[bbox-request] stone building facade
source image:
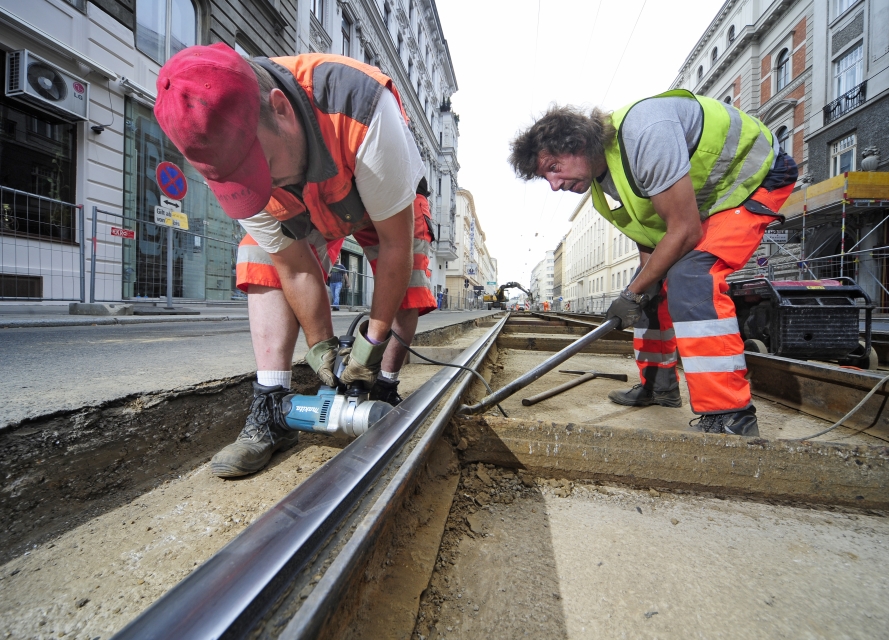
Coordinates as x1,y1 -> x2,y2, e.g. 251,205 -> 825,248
445,188 -> 496,308
0,0 -> 458,303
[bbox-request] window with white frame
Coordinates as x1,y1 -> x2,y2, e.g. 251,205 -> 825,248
727,25 -> 735,43
831,133 -> 856,175
776,126 -> 790,154
711,47 -> 718,63
136,0 -> 197,65
835,43 -> 863,98
697,65 -> 703,81
311,0 -> 324,20
341,13 -> 352,56
775,48 -> 790,91
724,95 -> 732,104
836,0 -> 855,17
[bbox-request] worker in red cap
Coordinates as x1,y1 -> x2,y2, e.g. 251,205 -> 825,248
155,43 -> 436,477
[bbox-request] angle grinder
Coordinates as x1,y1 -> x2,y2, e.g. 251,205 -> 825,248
279,314 -> 394,438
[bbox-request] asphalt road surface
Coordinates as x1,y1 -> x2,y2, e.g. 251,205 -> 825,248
0,310 -> 495,429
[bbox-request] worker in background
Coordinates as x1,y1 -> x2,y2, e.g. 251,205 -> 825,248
155,44 -> 436,478
509,91 -> 797,437
328,256 -> 349,311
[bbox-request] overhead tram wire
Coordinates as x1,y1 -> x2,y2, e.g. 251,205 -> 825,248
599,0 -> 648,106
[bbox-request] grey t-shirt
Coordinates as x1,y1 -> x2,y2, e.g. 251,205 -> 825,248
598,96 -> 703,201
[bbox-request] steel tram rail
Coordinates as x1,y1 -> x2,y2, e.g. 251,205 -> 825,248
112,315 -> 508,640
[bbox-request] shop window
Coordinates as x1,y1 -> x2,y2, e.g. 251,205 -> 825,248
136,0 -> 197,65
775,48 -> 790,91
0,80 -> 77,243
122,98 -> 244,300
830,134 -> 856,176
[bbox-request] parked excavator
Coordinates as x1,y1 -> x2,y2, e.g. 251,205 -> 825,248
483,282 -> 534,310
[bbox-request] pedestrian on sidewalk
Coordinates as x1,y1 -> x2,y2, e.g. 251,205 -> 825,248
155,44 -> 437,478
328,257 -> 349,311
509,90 -> 797,437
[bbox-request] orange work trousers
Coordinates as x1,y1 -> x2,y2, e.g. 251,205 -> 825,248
632,184 -> 793,414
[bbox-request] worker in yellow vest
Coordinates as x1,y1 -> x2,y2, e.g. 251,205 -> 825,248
509,91 -> 797,437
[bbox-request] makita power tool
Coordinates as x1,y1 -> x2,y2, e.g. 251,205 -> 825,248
279,314 -> 394,438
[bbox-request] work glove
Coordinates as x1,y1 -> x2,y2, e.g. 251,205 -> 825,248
606,289 -> 650,330
340,321 -> 390,388
306,336 -> 340,387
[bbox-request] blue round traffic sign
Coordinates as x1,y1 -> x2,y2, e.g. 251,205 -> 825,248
156,161 -> 188,200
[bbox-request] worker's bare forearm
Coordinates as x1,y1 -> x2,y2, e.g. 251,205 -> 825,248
368,205 -> 414,343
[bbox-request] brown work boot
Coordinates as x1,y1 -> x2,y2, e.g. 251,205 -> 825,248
211,382 -> 299,478
608,384 -> 682,408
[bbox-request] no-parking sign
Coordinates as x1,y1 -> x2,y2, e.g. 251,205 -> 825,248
156,161 -> 188,200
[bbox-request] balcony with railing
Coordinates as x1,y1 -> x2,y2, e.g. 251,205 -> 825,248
824,80 -> 867,124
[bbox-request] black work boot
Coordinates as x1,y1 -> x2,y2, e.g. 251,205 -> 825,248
608,384 -> 682,408
211,382 -> 299,478
369,378 -> 403,406
689,406 -> 759,437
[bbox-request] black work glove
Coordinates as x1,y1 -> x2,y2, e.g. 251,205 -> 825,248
606,289 -> 650,330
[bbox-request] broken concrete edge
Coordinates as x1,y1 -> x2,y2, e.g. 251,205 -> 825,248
0,314 -> 233,329
455,416 -> 889,511
1,372 -> 260,433
69,302 -> 134,316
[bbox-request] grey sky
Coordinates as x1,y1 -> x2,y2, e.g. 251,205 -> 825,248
435,0 -> 725,285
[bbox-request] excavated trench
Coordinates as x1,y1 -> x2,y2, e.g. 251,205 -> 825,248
3,314 -> 888,639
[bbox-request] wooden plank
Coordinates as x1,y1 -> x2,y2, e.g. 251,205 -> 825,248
747,353 -> 889,440
497,335 -> 634,355
455,416 -> 889,509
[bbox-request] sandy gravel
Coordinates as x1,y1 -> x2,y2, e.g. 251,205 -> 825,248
415,463 -> 889,640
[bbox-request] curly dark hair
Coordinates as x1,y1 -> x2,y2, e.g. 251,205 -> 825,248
508,105 -> 615,180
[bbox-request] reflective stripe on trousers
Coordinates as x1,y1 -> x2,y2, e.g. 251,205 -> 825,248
632,187 -> 792,414
235,229 -> 342,293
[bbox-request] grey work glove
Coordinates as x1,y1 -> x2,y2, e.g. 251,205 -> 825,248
606,289 -> 650,330
340,320 -> 390,388
306,336 -> 340,387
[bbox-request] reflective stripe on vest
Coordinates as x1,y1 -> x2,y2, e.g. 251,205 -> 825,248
591,89 -> 775,248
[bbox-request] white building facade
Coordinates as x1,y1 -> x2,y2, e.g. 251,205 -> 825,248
529,250 -> 554,308
561,193 -> 639,314
0,0 -> 459,304
445,188 -> 497,308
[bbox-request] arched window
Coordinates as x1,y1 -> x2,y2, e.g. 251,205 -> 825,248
775,48 -> 790,91
776,126 -> 790,153
724,96 -> 732,104
697,65 -> 704,81
136,0 -> 197,64
712,47 -> 719,62
728,25 -> 736,43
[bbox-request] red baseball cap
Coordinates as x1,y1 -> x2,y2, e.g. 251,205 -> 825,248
154,43 -> 271,219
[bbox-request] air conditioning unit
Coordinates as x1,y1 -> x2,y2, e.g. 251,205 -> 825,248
5,49 -> 89,121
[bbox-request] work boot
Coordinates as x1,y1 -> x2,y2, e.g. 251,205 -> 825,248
211,382 -> 299,478
369,378 -> 403,406
608,384 -> 682,408
688,406 -> 759,437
